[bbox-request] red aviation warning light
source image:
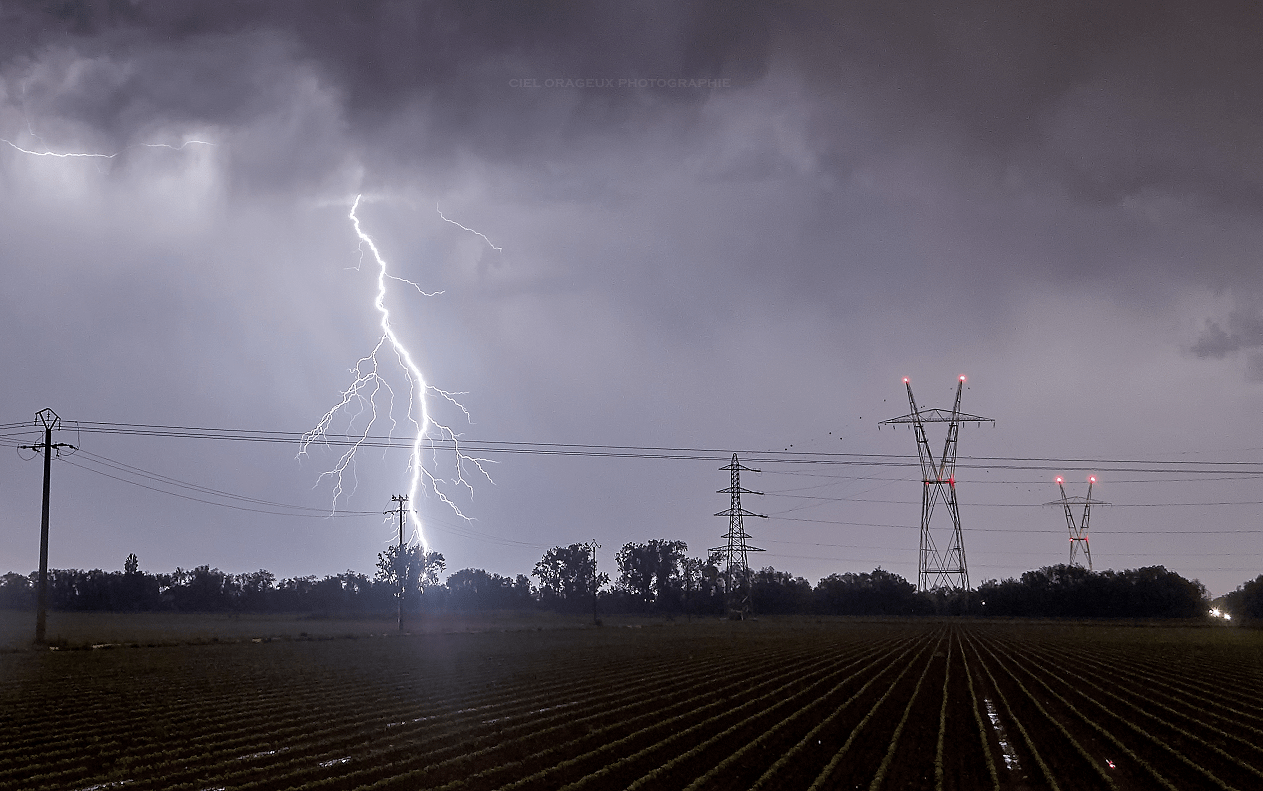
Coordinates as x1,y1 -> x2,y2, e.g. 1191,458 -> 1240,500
1089,476 -> 1097,483
903,377 -> 910,384
959,375 -> 966,382
1055,476 -> 1063,484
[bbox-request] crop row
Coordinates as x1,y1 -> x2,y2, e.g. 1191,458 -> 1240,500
3,619 -> 1259,790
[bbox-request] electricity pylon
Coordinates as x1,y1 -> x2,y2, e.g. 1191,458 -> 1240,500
880,376 -> 993,592
710,453 -> 766,619
1046,476 -> 1105,570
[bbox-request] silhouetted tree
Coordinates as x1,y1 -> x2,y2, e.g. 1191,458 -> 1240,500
236,569 -> 276,610
615,540 -> 689,610
750,567 -> 813,614
975,564 -> 1207,618
376,546 -> 446,612
0,572 -> 33,609
534,543 -> 606,612
447,568 -> 533,610
1223,574 -> 1263,621
814,568 -> 922,615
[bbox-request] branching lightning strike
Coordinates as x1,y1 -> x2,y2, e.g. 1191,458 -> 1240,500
299,195 -> 493,552
1,137 -> 214,158
437,203 -> 503,251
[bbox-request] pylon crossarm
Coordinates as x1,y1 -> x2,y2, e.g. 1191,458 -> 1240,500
717,486 -> 764,496
880,409 -> 994,424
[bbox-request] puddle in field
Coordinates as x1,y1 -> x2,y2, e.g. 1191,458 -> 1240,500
983,698 -> 1020,770
318,757 -> 351,768
483,701 -> 577,725
76,782 -> 133,791
239,748 -> 288,761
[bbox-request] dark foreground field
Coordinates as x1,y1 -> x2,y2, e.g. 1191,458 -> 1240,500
2,618 -> 1262,791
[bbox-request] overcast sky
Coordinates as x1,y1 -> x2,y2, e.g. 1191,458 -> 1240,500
3,1 -> 1263,597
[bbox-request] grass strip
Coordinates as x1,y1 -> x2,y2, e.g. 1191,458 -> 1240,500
993,635 -> 1259,787
866,631 -> 944,791
557,642 -> 884,791
963,633 -> 1063,791
747,634 -> 927,791
933,630 -> 953,791
804,629 -> 941,791
961,632 -> 999,791
674,637 -> 915,791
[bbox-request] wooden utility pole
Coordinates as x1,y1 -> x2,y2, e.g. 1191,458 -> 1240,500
18,409 -> 74,645
590,540 -> 601,626
387,495 -> 408,632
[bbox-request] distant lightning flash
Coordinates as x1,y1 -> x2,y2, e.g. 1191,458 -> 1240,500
1,138 -> 215,158
300,195 -> 493,552
437,203 -> 503,251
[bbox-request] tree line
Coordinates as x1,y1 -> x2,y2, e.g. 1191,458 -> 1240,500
0,541 -> 1233,620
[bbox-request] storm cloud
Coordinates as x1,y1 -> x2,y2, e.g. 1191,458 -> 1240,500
3,1 -> 1263,597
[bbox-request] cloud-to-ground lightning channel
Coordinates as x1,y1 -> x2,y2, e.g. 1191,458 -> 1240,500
300,195 -> 492,552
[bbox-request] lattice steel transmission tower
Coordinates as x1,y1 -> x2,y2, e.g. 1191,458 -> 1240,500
1046,476 -> 1105,570
710,453 -> 766,619
880,376 -> 993,592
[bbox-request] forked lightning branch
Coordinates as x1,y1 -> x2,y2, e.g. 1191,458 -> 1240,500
298,195 -> 493,552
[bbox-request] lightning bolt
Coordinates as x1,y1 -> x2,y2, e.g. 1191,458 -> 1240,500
437,203 -> 503,251
1,138 -> 214,158
299,195 -> 493,553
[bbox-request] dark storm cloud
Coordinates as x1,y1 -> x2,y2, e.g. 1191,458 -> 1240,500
6,1 -> 1259,199
2,0 -> 1259,274
778,2 -> 1263,208
1193,305 -> 1263,358
1,0 -> 772,164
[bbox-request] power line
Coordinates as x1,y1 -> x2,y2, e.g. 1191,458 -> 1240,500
54,445 -> 547,549
60,456 -> 379,518
7,418 -> 1263,475
765,496 -> 1263,508
771,515 -> 1263,534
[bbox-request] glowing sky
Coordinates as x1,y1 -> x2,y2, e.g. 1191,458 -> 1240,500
3,1 -> 1262,596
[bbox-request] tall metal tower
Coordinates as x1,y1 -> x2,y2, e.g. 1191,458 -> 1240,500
880,376 -> 993,592
710,453 -> 766,619
1047,476 -> 1105,570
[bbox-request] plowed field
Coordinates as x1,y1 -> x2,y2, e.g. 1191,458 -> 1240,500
2,619 -> 1261,790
